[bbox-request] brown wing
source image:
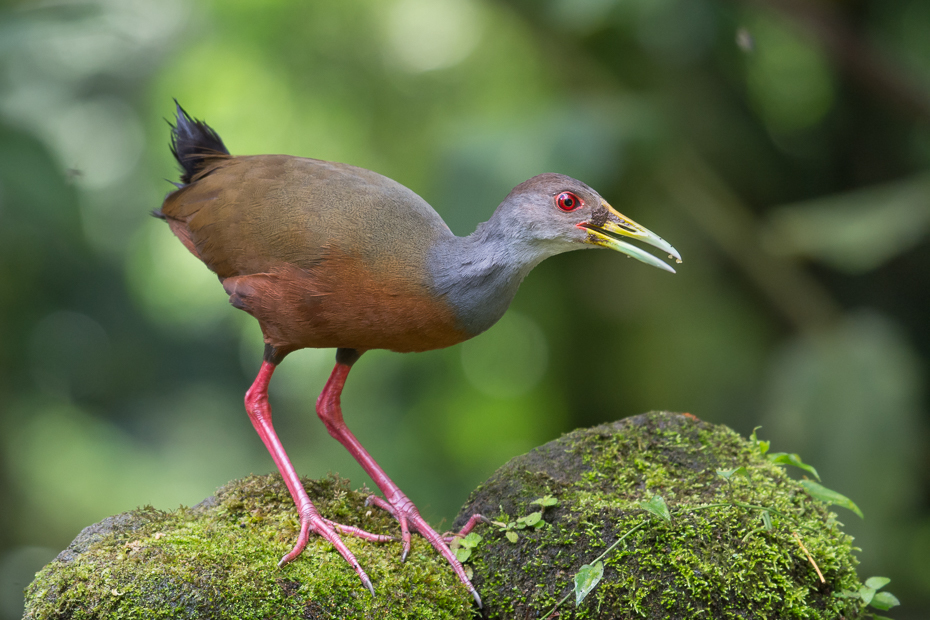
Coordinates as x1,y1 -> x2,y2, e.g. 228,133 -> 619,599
159,154 -> 468,353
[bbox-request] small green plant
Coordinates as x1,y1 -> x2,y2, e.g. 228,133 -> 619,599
834,576 -> 901,618
751,427 -> 820,480
492,495 -> 558,543
639,494 -> 671,522
449,532 -> 482,563
751,427 -> 863,518
449,495 -> 559,577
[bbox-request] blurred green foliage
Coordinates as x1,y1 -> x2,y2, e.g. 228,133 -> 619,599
0,0 -> 929,617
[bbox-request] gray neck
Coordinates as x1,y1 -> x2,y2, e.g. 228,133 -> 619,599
428,216 -> 557,337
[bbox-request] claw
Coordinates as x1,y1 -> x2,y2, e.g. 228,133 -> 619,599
361,572 -> 375,598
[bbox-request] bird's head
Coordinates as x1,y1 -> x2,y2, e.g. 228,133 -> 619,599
497,173 -> 681,273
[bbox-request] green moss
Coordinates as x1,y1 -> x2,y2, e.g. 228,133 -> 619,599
454,412 -> 865,619
25,412 -> 873,619
24,475 -> 472,619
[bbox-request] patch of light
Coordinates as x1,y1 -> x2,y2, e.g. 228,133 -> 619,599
45,97 -> 145,189
385,0 -> 484,73
460,310 -> 548,398
125,218 -> 229,331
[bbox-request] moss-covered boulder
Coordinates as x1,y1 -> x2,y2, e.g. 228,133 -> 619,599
24,475 -> 472,619
24,411 -> 872,619
454,411 -> 865,619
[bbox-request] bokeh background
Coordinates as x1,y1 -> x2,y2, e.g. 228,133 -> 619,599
1,0 -> 929,617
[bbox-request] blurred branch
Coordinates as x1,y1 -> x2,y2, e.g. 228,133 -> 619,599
734,0 -> 930,124
658,149 -> 843,333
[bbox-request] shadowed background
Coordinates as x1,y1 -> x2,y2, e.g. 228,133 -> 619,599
0,0 -> 928,617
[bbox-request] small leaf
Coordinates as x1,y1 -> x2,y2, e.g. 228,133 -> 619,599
870,591 -> 901,611
460,532 -> 482,549
574,561 -> 604,606
750,427 -> 769,455
640,495 -> 671,522
858,586 -> 875,606
716,467 -> 748,481
798,480 -> 864,518
768,452 -> 821,481
464,565 -> 474,580
455,547 -> 472,563
520,512 -> 542,526
864,576 -> 891,590
531,495 -> 559,507
761,511 -> 772,531
505,531 -> 519,543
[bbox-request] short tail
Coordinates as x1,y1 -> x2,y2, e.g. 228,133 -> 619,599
169,100 -> 229,185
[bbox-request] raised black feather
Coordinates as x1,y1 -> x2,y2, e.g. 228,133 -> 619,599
153,101 -> 230,220
169,99 -> 229,185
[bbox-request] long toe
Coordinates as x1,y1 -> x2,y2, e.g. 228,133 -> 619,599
368,494 -> 482,608
443,513 -> 490,543
285,509 -> 377,596
325,519 -> 395,543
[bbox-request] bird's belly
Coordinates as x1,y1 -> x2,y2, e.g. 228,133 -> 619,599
222,261 -> 469,355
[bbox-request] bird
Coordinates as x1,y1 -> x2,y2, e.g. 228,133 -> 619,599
155,102 -> 681,607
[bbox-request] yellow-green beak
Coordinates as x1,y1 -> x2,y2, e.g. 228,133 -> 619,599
578,201 -> 682,273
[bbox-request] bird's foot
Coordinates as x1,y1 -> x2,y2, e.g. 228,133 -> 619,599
278,504 -> 392,597
366,494 -> 483,608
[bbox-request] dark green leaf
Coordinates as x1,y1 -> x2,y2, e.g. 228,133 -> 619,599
574,561 -> 604,606
640,495 -> 671,522
768,452 -> 820,481
520,511 -> 542,526
798,480 -> 864,518
870,591 -> 901,611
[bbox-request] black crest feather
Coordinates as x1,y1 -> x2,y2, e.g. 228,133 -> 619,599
169,99 -> 229,185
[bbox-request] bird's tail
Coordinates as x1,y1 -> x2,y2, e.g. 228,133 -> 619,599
168,100 -> 229,185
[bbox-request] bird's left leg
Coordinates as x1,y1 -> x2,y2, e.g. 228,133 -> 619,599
316,348 -> 482,608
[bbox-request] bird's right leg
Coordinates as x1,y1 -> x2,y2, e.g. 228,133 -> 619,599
244,359 -> 389,596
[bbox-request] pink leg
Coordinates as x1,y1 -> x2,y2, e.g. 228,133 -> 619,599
245,361 -> 390,596
316,354 -> 482,608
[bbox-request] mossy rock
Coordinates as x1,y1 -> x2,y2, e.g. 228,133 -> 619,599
24,475 -> 473,619
454,411 -> 866,619
25,411 -> 870,619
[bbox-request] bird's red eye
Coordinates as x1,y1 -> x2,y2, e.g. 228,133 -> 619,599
556,191 -> 582,212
